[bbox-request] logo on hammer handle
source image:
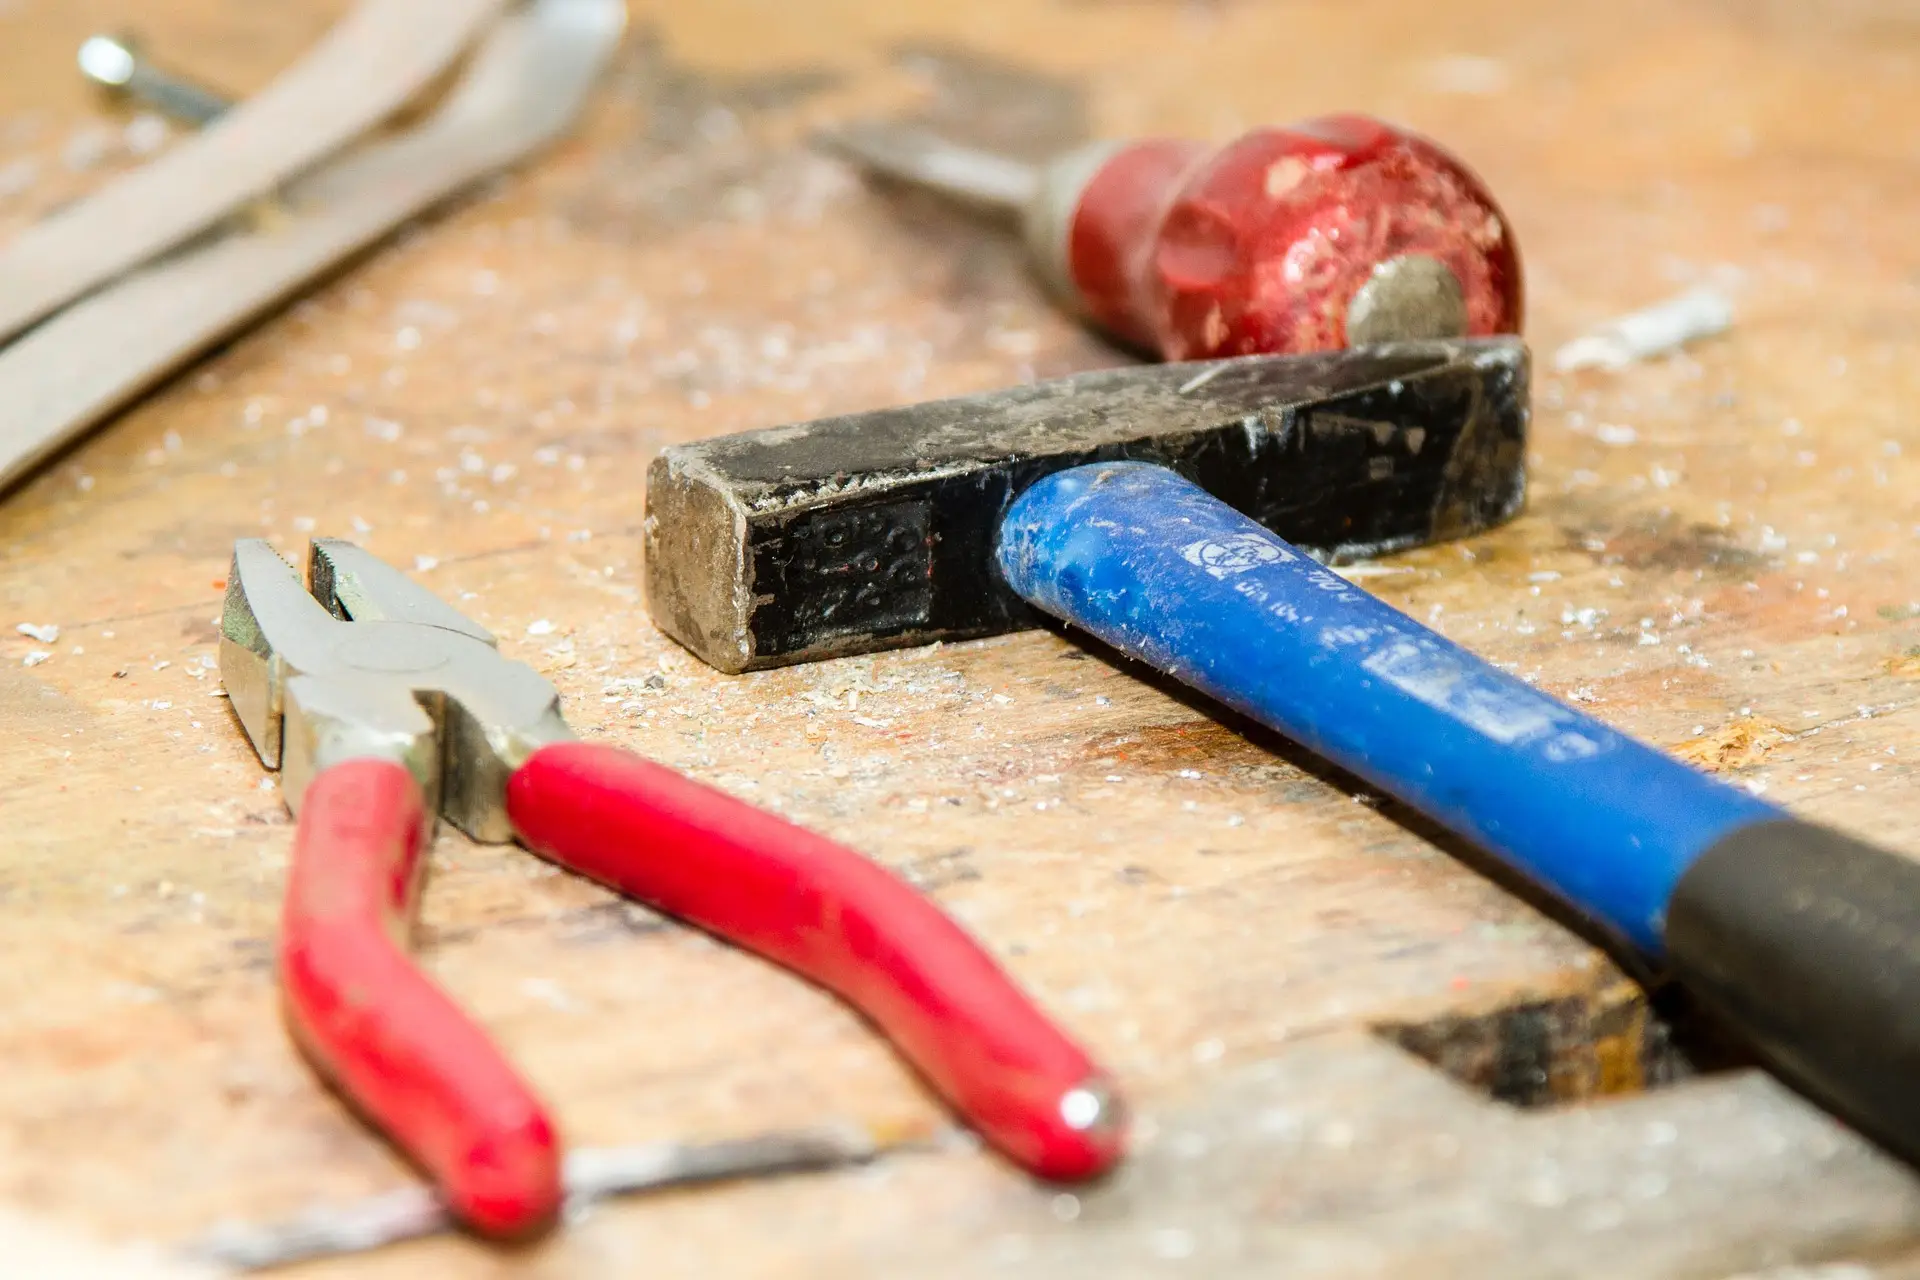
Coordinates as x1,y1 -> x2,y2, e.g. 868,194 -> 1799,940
1180,533 -> 1294,578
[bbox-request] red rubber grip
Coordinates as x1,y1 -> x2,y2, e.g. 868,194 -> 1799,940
506,740 -> 1125,1181
281,759 -> 561,1237
1066,137 -> 1208,351
1068,114 -> 1523,360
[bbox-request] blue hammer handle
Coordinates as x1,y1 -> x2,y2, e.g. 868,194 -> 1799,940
999,461 -> 1920,1162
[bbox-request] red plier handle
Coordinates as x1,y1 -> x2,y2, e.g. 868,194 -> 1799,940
282,760 -> 560,1236
283,743 -> 1124,1238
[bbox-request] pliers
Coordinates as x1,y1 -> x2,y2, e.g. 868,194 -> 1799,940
217,538 -> 1125,1237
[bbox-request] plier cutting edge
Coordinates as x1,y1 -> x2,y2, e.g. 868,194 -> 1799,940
218,538 -> 1125,1237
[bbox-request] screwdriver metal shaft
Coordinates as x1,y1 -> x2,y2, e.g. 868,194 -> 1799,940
821,123 -> 1040,217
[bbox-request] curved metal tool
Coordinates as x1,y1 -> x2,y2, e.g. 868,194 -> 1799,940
0,0 -> 625,494
0,0 -> 507,346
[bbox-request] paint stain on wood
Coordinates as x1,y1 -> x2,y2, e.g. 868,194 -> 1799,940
1555,504 -> 1773,579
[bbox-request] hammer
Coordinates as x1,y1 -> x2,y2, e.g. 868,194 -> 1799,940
646,337 -> 1920,1171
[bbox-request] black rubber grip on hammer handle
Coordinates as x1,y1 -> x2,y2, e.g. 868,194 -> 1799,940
1667,818 -> 1920,1164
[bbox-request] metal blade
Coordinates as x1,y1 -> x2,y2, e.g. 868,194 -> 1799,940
220,540 -> 336,768
1,0 -> 626,497
817,122 -> 1040,216
310,540 -> 495,644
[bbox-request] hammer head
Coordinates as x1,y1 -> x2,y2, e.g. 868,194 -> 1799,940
645,337 -> 1528,673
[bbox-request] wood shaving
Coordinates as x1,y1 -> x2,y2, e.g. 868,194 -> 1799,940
1672,716 -> 1792,772
1553,287 -> 1734,372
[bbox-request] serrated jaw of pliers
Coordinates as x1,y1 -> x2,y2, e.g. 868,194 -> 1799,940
218,538 -> 571,841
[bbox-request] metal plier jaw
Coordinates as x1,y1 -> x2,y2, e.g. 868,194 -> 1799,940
219,538 -> 571,843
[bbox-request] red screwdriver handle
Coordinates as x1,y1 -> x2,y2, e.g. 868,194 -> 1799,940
280,760 -> 562,1238
506,740 -> 1126,1181
1067,114 -> 1523,360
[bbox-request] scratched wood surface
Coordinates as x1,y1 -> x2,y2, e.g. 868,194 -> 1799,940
7,0 -> 1920,1275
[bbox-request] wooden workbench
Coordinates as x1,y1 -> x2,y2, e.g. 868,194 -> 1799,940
7,0 -> 1920,1274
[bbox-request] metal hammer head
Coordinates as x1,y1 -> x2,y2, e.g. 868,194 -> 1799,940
645,337 -> 1529,673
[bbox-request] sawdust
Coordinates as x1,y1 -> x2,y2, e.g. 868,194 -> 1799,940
1671,716 -> 1792,772
1553,287 -> 1736,372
